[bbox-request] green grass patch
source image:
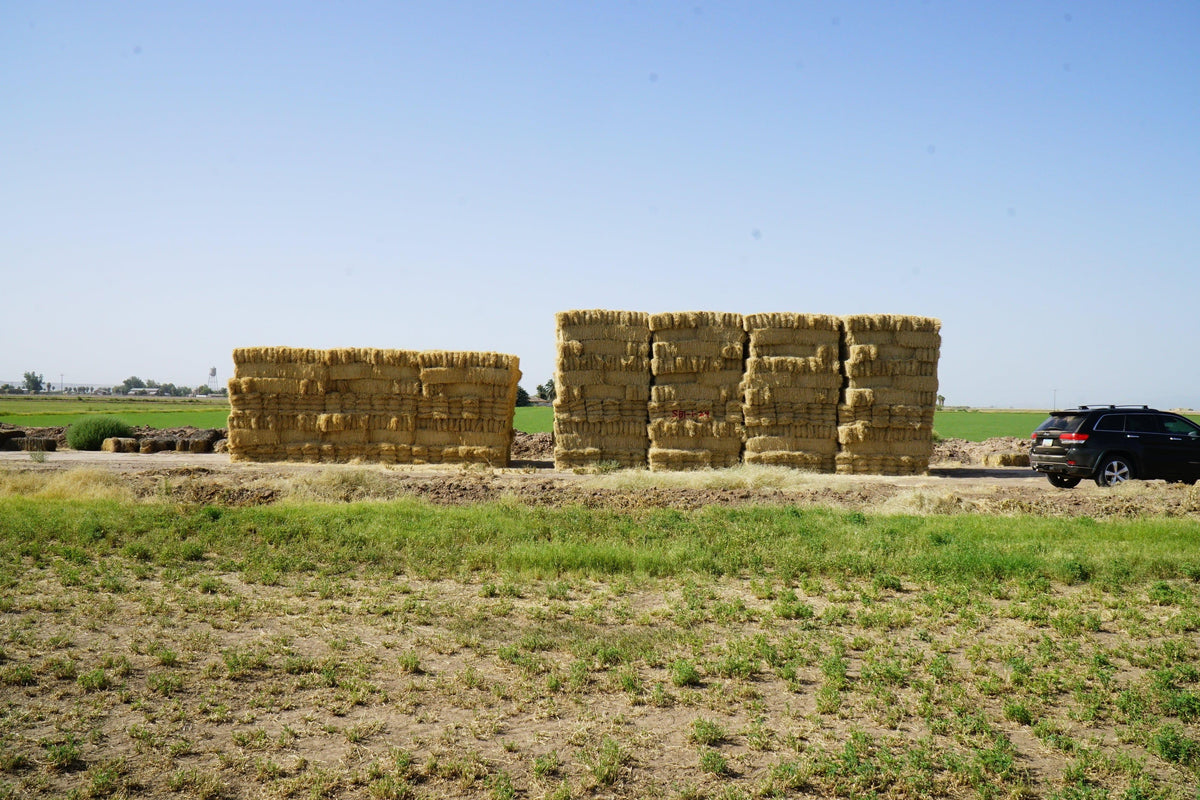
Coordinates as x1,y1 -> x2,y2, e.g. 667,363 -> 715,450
0,396 -> 230,430
934,409 -> 1200,441
2,497 -> 1197,586
513,406 -> 553,434
934,410 -> 1050,441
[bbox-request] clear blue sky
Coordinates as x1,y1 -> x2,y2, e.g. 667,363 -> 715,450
4,2 -> 1198,408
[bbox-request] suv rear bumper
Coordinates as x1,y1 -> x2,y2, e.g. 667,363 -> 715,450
1030,453 -> 1097,478
1032,463 -> 1093,479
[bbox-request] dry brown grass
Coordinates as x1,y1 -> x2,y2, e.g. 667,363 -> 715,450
0,467 -> 132,501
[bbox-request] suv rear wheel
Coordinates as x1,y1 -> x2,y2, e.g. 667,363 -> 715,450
1095,456 -> 1134,487
1047,474 -> 1081,489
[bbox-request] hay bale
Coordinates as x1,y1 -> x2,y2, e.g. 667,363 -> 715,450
556,309 -> 650,328
743,312 -> 842,332
744,450 -> 836,471
983,452 -> 1031,468
559,339 -> 650,358
649,311 -> 744,330
0,430 -> 27,451
553,309 -> 652,470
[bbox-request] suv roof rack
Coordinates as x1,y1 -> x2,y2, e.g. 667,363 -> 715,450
1077,405 -> 1153,411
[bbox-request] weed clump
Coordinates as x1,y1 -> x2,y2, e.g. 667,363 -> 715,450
66,416 -> 133,451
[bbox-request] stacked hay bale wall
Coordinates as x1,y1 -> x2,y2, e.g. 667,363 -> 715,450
416,351 -> 521,465
741,313 -> 842,471
553,310 -> 651,469
647,312 -> 746,471
837,315 -> 941,475
228,347 -> 329,463
229,347 -> 519,465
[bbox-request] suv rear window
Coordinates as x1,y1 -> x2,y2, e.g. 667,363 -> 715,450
1035,414 -> 1085,433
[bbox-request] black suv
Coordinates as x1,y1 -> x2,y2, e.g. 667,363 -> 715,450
1030,406 -> 1200,488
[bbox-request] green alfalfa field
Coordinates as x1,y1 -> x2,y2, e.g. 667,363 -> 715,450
11,396 -> 1188,440
1,463 -> 1199,798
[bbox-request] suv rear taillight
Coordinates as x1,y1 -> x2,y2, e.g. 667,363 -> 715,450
1059,432 -> 1089,443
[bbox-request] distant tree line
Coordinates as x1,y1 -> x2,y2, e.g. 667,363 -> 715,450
115,376 -> 225,396
0,372 -> 226,396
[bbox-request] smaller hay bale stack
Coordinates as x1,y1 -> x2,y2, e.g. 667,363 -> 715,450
741,313 -> 842,472
837,315 -> 941,475
648,311 -> 746,471
553,310 -> 652,470
415,350 -> 521,467
229,346 -> 518,466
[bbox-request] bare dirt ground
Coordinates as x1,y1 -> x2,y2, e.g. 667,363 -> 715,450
3,432 -> 1198,518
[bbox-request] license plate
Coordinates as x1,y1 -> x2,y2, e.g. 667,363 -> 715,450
1042,438 -> 1053,446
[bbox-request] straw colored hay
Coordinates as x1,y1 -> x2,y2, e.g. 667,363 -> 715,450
559,339 -> 650,358
836,315 -> 939,476
648,312 -> 746,470
553,310 -> 652,470
417,350 -> 520,370
651,341 -> 743,360
550,308 -> 942,476
649,311 -> 744,330
743,312 -> 841,332
835,453 -> 929,475
744,436 -> 837,455
648,448 -> 741,471
229,345 -> 520,465
744,450 -> 835,471
841,314 -> 940,335
233,346 -> 325,366
984,452 -> 1031,467
556,309 -> 650,328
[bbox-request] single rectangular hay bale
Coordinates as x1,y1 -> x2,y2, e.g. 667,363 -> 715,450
649,311 -> 744,330
556,309 -> 650,328
743,312 -> 841,331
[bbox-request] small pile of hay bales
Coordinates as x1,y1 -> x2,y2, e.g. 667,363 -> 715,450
553,310 -> 651,469
647,312 -> 746,471
741,313 -> 842,471
837,315 -> 941,475
229,346 -> 519,465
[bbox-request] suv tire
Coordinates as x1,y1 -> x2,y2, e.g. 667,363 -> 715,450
1095,456 -> 1134,487
1047,474 -> 1081,489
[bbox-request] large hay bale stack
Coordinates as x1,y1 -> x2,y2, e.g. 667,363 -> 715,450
648,311 -> 746,471
416,351 -> 521,467
741,313 -> 842,472
229,346 -> 518,465
553,310 -> 651,469
836,315 -> 941,475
